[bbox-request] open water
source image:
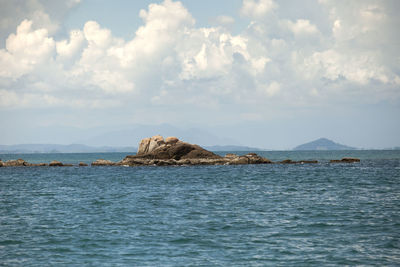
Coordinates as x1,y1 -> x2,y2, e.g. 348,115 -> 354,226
0,150 -> 399,266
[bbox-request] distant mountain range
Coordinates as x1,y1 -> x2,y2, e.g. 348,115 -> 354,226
0,144 -> 263,154
293,138 -> 356,150
0,144 -> 136,154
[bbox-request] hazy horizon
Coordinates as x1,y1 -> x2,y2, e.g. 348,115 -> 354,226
1,0 -> 399,150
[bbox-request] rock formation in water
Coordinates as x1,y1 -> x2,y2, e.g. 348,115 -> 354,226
91,159 -> 116,166
0,159 -> 48,167
330,157 -> 360,163
0,136 -> 361,167
118,135 -> 272,166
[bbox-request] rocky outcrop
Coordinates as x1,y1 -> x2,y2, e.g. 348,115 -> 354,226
137,135 -> 167,155
49,160 -> 64,166
0,137 -> 359,168
165,136 -> 179,145
48,160 -> 73,166
224,153 -> 272,165
120,136 -> 272,166
3,159 -> 29,167
132,136 -> 221,161
0,159 -> 48,167
91,159 -> 116,166
330,157 -> 360,163
30,163 -> 48,167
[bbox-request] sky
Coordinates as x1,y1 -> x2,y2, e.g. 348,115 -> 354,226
0,0 -> 399,149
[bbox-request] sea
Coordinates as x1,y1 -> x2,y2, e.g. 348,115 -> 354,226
0,150 -> 399,266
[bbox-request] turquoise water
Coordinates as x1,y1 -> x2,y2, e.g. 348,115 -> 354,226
1,151 -> 399,266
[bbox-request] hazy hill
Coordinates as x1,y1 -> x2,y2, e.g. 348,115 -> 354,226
75,124 -> 239,147
0,143 -> 264,154
294,138 -> 356,150
0,144 -> 136,154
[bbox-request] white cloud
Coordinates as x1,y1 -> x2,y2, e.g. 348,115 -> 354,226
56,30 -> 86,62
298,49 -> 394,84
214,15 -> 235,26
0,20 -> 55,79
264,81 -> 281,96
241,0 -> 277,19
0,0 -> 399,113
286,19 -> 318,36
0,0 -> 81,40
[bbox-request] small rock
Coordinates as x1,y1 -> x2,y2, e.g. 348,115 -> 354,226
91,159 -> 115,166
30,163 -> 48,167
330,157 -> 360,163
79,162 -> 88,166
49,160 -> 63,167
229,156 -> 250,165
245,153 -> 272,164
4,159 -> 28,167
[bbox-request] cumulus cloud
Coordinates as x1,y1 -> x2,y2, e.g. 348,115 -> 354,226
214,15 -> 235,26
0,0 -> 399,113
286,19 -> 319,36
240,0 -> 277,19
0,0 -> 81,41
0,20 -> 55,79
56,30 -> 86,62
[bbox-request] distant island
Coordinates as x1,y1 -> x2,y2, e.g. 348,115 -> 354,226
294,138 -> 356,150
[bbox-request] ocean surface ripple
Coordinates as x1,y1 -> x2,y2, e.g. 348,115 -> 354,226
1,151 -> 399,266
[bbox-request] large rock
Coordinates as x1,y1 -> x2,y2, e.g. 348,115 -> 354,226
165,136 -> 179,145
137,135 -> 168,155
132,140 -> 220,161
148,135 -> 165,152
122,136 -> 273,166
137,137 -> 151,155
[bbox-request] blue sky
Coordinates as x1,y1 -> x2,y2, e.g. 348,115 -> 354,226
0,0 -> 399,149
